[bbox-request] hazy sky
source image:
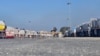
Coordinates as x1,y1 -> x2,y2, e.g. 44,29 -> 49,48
0,0 -> 100,31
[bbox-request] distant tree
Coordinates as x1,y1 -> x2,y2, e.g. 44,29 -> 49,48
15,27 -> 19,29
60,27 -> 70,34
22,28 -> 25,30
53,27 -> 57,32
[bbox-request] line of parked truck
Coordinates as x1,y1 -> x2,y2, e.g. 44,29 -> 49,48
0,20 -> 56,39
0,20 -> 38,39
64,18 -> 100,37
1,18 -> 100,38
0,20 -> 18,39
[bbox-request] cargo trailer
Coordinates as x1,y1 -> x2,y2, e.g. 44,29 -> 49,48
90,18 -> 100,37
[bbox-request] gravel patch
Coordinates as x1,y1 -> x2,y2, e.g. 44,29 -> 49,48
0,37 -> 100,56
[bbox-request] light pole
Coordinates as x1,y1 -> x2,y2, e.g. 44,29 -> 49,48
28,21 -> 31,30
67,1 -> 71,28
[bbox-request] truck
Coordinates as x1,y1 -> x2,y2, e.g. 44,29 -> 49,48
6,30 -> 14,39
5,26 -> 16,39
0,20 -> 7,39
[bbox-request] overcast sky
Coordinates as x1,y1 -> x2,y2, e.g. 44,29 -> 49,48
0,0 -> 100,31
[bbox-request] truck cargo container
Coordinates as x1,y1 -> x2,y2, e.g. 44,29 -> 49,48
6,31 -> 14,39
90,28 -> 97,37
76,26 -> 83,37
18,30 -> 25,38
90,18 -> 98,28
90,28 -> 100,37
96,28 -> 100,37
89,18 -> 100,37
80,23 -> 90,37
5,26 -> 16,39
64,30 -> 74,37
97,19 -> 100,28
25,30 -> 37,38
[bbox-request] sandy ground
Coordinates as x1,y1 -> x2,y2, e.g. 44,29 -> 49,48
0,37 -> 100,56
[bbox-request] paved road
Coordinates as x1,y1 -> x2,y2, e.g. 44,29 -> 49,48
0,37 -> 100,56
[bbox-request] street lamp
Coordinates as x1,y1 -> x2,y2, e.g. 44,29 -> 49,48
28,21 -> 31,30
67,1 -> 71,28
